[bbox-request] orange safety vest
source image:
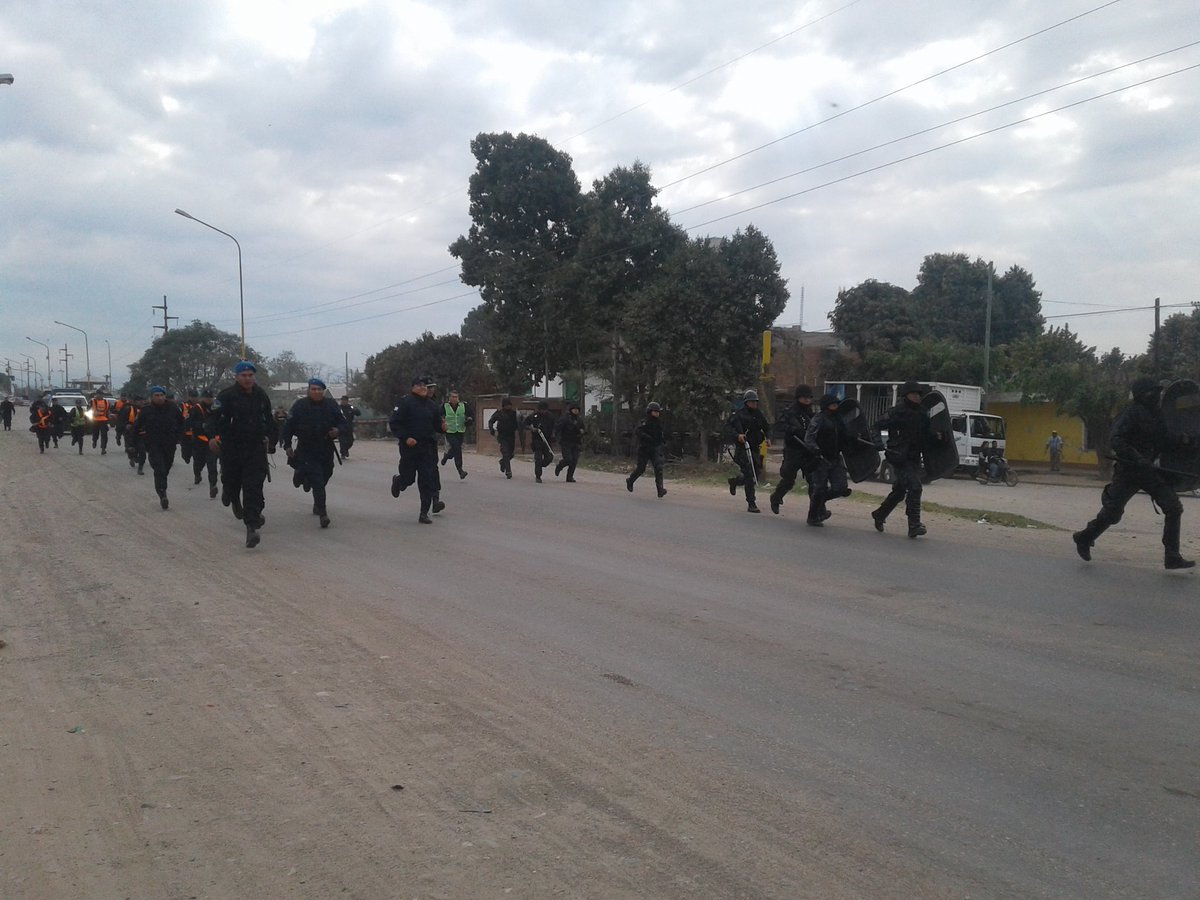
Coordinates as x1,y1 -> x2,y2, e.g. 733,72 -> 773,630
36,409 -> 52,429
181,401 -> 193,435
90,398 -> 110,423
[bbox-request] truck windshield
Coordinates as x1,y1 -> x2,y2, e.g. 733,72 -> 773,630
971,416 -> 1006,440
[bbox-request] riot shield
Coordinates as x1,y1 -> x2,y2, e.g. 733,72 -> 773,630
838,398 -> 880,483
920,390 -> 959,483
1159,379 -> 1200,492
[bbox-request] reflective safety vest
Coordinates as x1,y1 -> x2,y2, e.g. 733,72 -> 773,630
90,398 -> 110,423
35,409 -> 52,429
443,402 -> 467,434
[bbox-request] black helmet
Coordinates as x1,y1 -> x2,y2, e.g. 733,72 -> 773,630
742,390 -> 759,402
819,393 -> 840,409
646,401 -> 662,413
899,381 -> 924,397
795,384 -> 813,399
1130,376 -> 1161,399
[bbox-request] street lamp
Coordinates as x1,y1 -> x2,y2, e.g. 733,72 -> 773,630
19,353 -> 39,393
105,339 -> 112,391
54,320 -> 90,386
25,337 -> 52,389
174,208 -> 245,358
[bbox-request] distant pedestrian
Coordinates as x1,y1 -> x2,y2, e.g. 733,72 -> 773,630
726,390 -> 770,513
626,402 -> 667,498
69,401 -> 88,454
440,389 -> 472,479
389,376 -> 444,524
488,398 -> 518,479
134,386 -> 184,509
338,396 -> 360,459
554,401 -> 584,482
526,401 -> 554,483
1046,431 -> 1064,471
89,390 -> 111,453
189,389 -> 219,498
1,396 -> 14,431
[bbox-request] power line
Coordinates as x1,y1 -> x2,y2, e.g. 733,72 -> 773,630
658,0 -> 1126,191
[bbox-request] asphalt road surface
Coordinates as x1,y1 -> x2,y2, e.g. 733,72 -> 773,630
1,432 -> 1197,898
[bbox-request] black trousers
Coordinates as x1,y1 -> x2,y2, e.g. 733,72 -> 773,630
146,442 -> 176,495
875,458 -> 923,524
193,441 -> 218,487
295,447 -> 335,512
497,434 -> 515,474
629,446 -> 665,492
398,442 -> 438,514
180,434 -> 193,464
36,428 -> 52,451
222,443 -> 269,523
532,437 -> 553,479
556,443 -> 581,478
730,444 -> 757,504
71,425 -> 86,452
91,422 -> 109,450
442,433 -> 466,473
339,430 -> 355,458
808,459 -> 850,519
771,449 -> 814,506
1079,465 -> 1184,553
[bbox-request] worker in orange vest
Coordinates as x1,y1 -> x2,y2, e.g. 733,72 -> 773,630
89,390 -> 112,454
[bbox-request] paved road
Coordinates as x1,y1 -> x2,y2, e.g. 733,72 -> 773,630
2,434 -> 1197,897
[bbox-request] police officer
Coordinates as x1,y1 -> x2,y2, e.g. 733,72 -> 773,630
189,389 -> 220,498
488,398 -> 518,479
338,395 -> 360,459
554,401 -> 584,482
134,386 -> 185,509
89,390 -> 112,453
389,376 -> 445,524
210,361 -> 277,548
121,395 -> 146,473
803,393 -> 851,526
282,378 -> 347,529
769,385 -> 817,515
440,389 -> 472,479
1073,377 -> 1194,569
626,402 -> 667,498
727,390 -> 770,513
870,381 -> 931,538
69,400 -> 88,453
526,400 -> 555,483
179,389 -> 199,465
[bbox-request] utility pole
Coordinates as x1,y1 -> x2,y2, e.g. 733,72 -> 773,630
152,295 -> 178,336
1153,297 -> 1161,375
345,352 -> 349,393
60,345 -> 72,387
983,262 -> 994,392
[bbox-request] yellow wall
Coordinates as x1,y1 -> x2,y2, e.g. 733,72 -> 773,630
987,401 -> 1099,469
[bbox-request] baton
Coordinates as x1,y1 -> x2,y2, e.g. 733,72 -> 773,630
1106,455 -> 1200,479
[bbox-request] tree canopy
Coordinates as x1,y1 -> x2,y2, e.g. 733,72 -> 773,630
123,320 -> 265,397
360,332 -> 496,413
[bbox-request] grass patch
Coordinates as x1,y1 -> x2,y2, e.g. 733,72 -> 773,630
917,501 -> 1061,530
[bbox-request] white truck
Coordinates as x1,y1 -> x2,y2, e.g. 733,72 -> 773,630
822,381 -> 1006,481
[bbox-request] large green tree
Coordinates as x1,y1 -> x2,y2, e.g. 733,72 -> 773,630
124,320 -> 264,397
449,132 -> 584,387
267,350 -> 310,383
910,253 -> 1043,346
828,279 -> 916,356
832,337 -> 985,384
360,332 -> 495,413
1148,306 -> 1200,381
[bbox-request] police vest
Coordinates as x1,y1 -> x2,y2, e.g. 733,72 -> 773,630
443,402 -> 467,434
91,398 -> 110,422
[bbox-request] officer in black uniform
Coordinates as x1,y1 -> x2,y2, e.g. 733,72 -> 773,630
282,378 -> 348,529
526,400 -> 555,483
726,390 -> 770,513
488,398 -> 518,479
625,402 -> 667,498
554,401 -> 584,482
210,361 -> 277,548
1073,377 -> 1194,569
870,381 -> 931,538
134,386 -> 185,509
337,396 -> 360,459
769,384 -> 817,515
189,389 -> 220,498
803,393 -> 851,526
389,376 -> 445,523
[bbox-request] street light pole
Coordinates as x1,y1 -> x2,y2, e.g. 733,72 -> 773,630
19,354 -> 39,394
174,208 -> 245,358
26,337 -> 52,389
105,339 -> 112,390
54,320 -> 90,386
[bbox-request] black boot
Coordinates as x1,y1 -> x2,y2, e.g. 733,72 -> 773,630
907,522 -> 927,539
245,524 -> 260,548
319,509 -> 331,529
1072,531 -> 1093,561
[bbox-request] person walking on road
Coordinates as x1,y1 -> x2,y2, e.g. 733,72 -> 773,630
134,386 -> 184,509
726,390 -> 770,513
526,400 -> 555,483
1046,431 -> 1064,472
1073,377 -> 1194,569
626,402 -> 668,498
870,381 -> 933,538
211,361 -> 277,548
281,378 -> 347,529
1,396 -> 14,431
389,376 -> 445,524
30,398 -> 53,453
440,389 -> 472,479
69,400 -> 88,454
337,396 -> 360,460
121,396 -> 146,473
89,390 -> 112,454
554,401 -> 584,482
488,398 -> 518,479
189,389 -> 219,498
803,394 -> 852,526
769,385 -> 817,515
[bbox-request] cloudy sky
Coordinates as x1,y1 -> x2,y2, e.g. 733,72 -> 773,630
2,0 -> 1198,388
